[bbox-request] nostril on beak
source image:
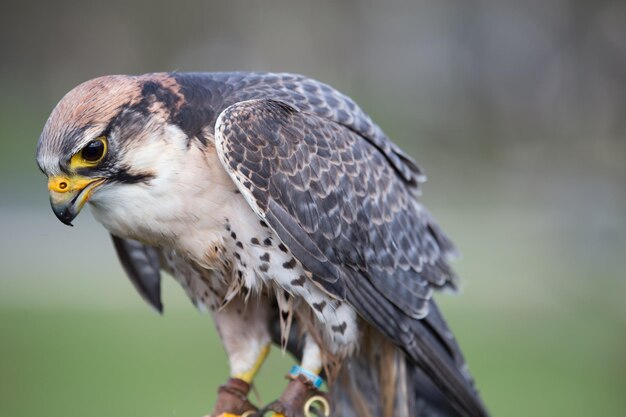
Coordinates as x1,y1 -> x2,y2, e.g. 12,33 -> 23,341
48,176 -> 73,193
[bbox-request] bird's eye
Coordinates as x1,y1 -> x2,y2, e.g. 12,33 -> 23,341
80,137 -> 107,163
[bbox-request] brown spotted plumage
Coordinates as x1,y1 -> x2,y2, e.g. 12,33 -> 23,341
37,71 -> 489,417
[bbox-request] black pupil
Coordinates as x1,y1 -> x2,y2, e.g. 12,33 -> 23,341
82,140 -> 104,162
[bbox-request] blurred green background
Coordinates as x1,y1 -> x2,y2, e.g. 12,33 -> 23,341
1,1 -> 625,416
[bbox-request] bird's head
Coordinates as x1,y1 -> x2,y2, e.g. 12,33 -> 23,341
36,74 -> 189,229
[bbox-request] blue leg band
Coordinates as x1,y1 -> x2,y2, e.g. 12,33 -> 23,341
289,365 -> 323,389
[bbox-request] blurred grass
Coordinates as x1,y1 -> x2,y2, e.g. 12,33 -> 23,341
442,303 -> 626,417
1,299 -> 624,417
0,306 -> 295,417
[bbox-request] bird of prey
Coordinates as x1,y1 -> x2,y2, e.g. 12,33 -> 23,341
36,72 -> 489,417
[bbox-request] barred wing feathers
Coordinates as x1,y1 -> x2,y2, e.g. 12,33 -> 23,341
214,99 -> 487,417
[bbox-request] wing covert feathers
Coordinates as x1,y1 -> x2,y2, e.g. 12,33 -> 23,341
215,98 -> 487,416
216,99 -> 456,315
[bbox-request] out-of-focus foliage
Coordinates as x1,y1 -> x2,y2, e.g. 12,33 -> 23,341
0,1 -> 624,416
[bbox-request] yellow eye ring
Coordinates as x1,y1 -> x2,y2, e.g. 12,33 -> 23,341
71,136 -> 107,168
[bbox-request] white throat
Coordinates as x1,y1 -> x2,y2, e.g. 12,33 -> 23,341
89,126 -> 241,264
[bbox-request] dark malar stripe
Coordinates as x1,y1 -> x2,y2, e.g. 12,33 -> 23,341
112,168 -> 155,184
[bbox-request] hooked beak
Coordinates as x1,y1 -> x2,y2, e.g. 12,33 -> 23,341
48,176 -> 106,226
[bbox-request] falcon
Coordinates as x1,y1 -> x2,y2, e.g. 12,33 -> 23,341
36,72 -> 489,417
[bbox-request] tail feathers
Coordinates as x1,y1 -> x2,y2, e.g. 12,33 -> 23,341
330,330 -> 462,417
344,275 -> 489,417
411,302 -> 489,417
269,297 -> 489,417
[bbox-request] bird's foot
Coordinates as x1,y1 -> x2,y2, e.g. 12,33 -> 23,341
208,378 -> 258,417
259,374 -> 330,417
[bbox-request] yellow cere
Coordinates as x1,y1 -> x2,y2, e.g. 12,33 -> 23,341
48,175 -> 97,194
48,175 -> 105,212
